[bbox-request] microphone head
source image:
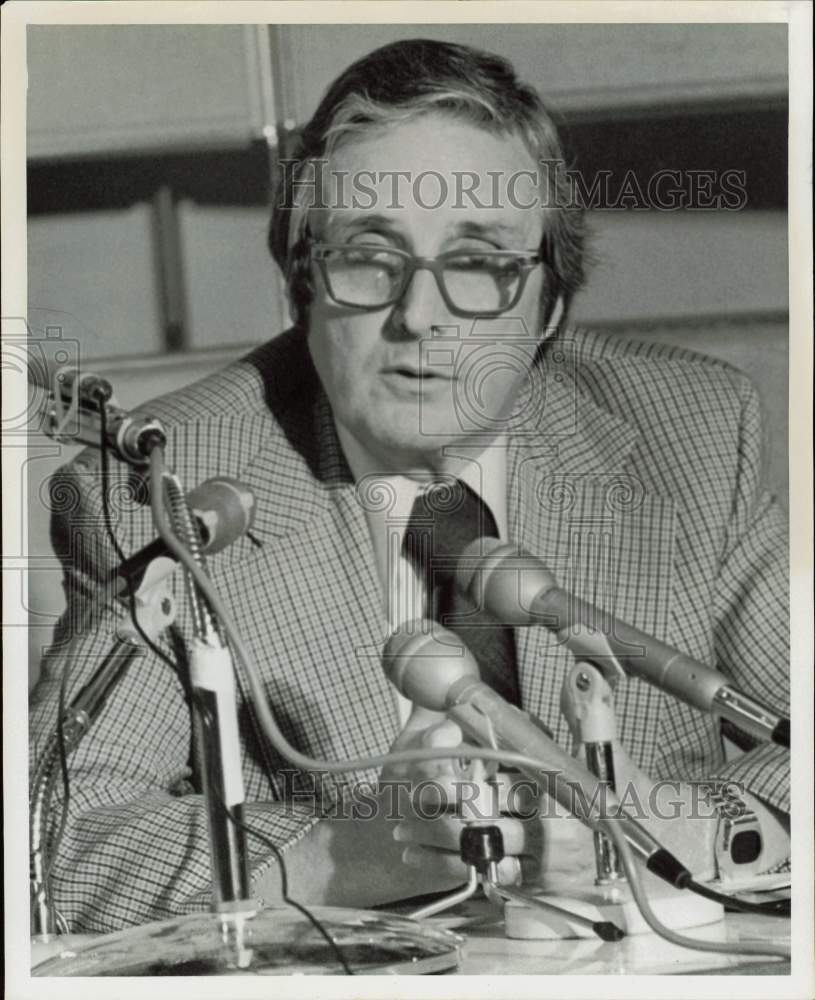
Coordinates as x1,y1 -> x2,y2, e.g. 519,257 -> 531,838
382,621 -> 480,711
187,477 -> 256,553
455,536 -> 505,595
455,538 -> 558,626
27,361 -> 113,403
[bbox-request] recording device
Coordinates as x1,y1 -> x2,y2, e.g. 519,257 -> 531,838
29,363 -> 166,463
383,625 -> 691,889
455,539 -> 789,748
114,477 -> 257,596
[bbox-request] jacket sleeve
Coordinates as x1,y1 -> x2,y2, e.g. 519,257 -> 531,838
29,452 -> 321,933
705,374 -> 790,819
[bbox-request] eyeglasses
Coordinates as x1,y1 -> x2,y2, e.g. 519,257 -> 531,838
309,242 -> 543,318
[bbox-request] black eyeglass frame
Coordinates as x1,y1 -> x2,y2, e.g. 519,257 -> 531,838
309,242 -> 545,318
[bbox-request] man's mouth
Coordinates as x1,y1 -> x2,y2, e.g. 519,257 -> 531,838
383,366 -> 453,381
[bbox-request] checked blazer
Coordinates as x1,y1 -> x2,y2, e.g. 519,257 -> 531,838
29,326 -> 790,933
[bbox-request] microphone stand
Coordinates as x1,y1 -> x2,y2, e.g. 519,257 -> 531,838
500,660 -> 723,940
560,661 -> 626,887
160,472 -> 255,968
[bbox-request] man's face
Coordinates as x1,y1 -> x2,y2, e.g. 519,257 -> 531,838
306,113 -> 547,475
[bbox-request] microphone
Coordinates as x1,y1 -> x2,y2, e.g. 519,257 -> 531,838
28,363 -> 166,464
383,624 -> 691,889
113,477 -> 256,597
456,538 -> 789,748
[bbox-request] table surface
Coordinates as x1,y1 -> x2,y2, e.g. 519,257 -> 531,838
31,903 -> 790,976
429,900 -> 790,975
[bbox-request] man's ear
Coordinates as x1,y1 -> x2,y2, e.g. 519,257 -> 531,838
541,296 -> 565,340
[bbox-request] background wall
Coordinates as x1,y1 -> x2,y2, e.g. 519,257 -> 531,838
24,22 -> 789,684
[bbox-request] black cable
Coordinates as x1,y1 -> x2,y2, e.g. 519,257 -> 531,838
224,802 -> 355,976
686,877 -> 790,916
600,817 -> 790,959
36,393 -> 297,963
39,398 -> 120,907
106,452 -> 350,974
95,436 -> 790,960
98,409 -> 180,676
96,414 -> 291,945
41,406 -> 175,905
193,693 -> 354,975
98,405 -> 128,564
97,409 -> 169,668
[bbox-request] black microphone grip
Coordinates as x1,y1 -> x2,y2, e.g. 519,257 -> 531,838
113,477 -> 256,597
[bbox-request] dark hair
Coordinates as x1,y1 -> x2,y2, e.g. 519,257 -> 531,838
269,38 -> 585,328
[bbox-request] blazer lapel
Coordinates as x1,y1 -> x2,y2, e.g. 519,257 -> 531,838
210,388 -> 397,790
507,355 -> 677,768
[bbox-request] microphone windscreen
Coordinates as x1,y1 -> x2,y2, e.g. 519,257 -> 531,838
187,477 -> 256,552
456,539 -> 559,626
382,622 -> 479,710
454,535 -> 504,594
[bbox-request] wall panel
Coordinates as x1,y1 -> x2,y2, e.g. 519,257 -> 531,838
278,23 -> 788,123
27,205 -> 164,358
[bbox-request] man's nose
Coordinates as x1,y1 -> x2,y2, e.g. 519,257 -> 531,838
393,266 -> 449,338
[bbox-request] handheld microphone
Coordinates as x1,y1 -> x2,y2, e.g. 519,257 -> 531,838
113,477 -> 256,597
28,363 -> 166,464
456,538 -> 789,748
383,623 -> 691,888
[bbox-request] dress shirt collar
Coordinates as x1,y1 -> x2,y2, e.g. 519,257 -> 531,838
335,424 -> 508,543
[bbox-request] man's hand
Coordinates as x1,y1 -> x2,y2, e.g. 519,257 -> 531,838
379,704 -> 541,889
262,703 -> 544,908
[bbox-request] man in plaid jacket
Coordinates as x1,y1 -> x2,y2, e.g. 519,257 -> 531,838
30,39 -> 790,932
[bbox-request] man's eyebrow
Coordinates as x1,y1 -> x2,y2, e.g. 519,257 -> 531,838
323,213 -> 401,239
450,220 -> 528,242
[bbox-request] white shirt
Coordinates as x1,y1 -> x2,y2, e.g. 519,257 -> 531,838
337,425 -> 508,725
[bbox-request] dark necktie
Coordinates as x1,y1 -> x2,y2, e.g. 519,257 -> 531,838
402,478 -> 520,706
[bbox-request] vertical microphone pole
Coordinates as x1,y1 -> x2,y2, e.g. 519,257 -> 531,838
560,662 -> 625,885
161,474 -> 255,968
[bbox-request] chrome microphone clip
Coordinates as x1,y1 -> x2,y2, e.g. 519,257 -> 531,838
35,364 -> 167,465
54,367 -> 114,406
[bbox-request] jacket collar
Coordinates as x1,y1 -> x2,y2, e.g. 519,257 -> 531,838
237,334 -> 642,530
